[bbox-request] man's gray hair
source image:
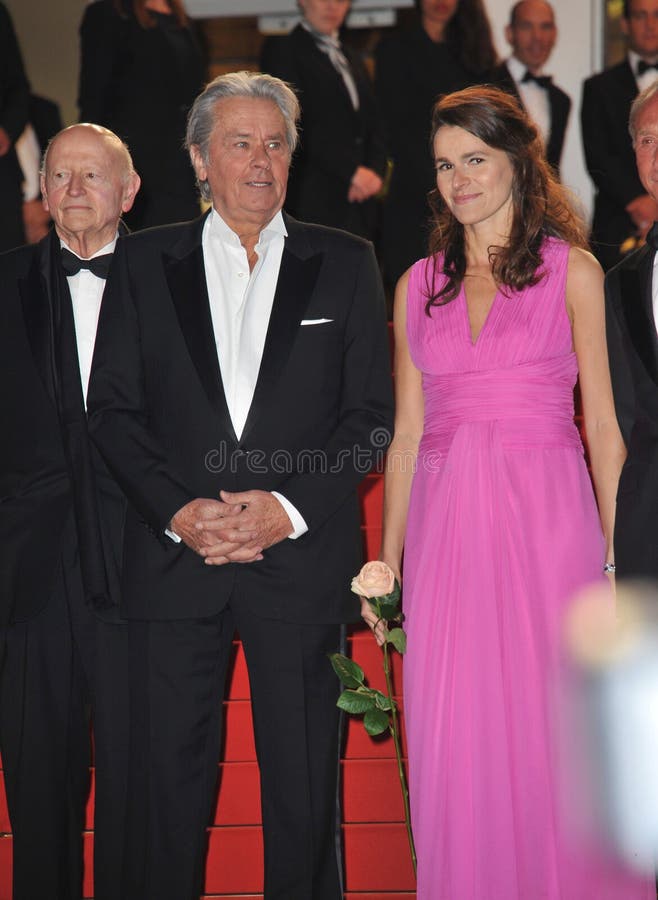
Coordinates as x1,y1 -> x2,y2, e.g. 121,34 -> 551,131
630,81 -> 658,143
186,70 -> 300,202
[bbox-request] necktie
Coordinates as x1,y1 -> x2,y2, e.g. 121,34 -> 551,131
305,25 -> 360,110
521,70 -> 552,89
637,59 -> 658,76
645,221 -> 658,250
61,247 -> 113,279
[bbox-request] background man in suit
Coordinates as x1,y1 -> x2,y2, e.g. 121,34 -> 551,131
605,80 -> 658,579
260,0 -> 387,239
582,0 -> 658,271
0,124 -> 140,899
490,0 -> 570,174
87,71 -> 393,900
0,0 -> 30,251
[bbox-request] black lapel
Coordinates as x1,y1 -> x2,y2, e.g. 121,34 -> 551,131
545,87 -> 564,169
619,246 -> 658,386
18,230 -> 59,403
239,221 -> 323,446
503,64 -> 522,103
296,24 -> 356,114
619,58 -> 640,101
163,218 -> 238,443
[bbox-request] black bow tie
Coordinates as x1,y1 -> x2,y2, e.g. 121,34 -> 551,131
61,247 -> 113,279
521,70 -> 552,89
637,60 -> 658,76
645,221 -> 658,251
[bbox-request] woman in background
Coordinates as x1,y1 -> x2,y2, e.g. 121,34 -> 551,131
78,0 -> 205,230
260,0 -> 387,239
363,86 -> 654,899
375,0 -> 496,288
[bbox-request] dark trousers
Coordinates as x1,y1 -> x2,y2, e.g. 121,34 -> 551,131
0,549 -> 128,900
124,601 -> 344,900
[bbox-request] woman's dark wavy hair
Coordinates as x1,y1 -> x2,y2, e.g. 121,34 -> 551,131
414,0 -> 497,74
424,85 -> 588,315
113,0 -> 188,28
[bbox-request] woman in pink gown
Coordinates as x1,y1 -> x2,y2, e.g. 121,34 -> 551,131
362,87 -> 655,898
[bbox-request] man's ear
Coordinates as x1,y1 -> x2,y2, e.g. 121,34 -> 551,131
40,174 -> 50,213
504,24 -> 514,50
121,172 -> 142,214
190,144 -> 207,183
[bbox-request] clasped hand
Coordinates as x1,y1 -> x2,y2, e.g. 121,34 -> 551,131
170,491 -> 293,566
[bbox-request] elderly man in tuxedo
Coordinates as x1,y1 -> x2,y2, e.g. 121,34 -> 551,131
0,125 -> 140,899
87,71 -> 393,900
605,80 -> 658,579
582,0 -> 658,271
490,0 -> 570,174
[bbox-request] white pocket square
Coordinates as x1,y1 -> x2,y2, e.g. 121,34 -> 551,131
300,318 -> 333,325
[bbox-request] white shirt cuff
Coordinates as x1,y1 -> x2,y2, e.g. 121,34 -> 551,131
165,528 -> 182,543
271,491 -> 308,539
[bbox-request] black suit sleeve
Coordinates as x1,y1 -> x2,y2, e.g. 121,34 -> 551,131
87,239 -> 194,531
350,50 -> 387,180
0,2 -> 29,142
581,74 -> 644,209
605,269 -> 636,448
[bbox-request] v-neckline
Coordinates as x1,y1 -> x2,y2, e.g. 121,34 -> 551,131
462,281 -> 500,346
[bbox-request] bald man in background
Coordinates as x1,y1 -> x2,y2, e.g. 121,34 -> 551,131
490,0 -> 570,173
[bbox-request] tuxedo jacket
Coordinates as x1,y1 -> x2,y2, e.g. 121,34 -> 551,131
87,212 -> 394,624
581,60 -> 642,270
0,231 -> 123,626
605,245 -> 658,578
260,25 -> 387,238
489,62 -> 571,173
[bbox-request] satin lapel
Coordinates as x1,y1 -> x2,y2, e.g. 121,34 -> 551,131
619,246 -> 658,386
239,240 -> 323,446
163,233 -> 237,443
18,231 -> 58,403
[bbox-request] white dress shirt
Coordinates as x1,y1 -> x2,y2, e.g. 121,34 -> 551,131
507,55 -> 551,146
61,235 -> 116,405
16,123 -> 41,201
201,208 -> 307,539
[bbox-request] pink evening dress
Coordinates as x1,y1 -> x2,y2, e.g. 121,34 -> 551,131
401,238 -> 655,899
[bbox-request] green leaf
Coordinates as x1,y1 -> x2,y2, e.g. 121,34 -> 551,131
329,653 -> 364,689
337,689 -> 376,714
368,581 -> 402,622
364,707 -> 391,736
372,689 -> 393,711
386,627 -> 407,654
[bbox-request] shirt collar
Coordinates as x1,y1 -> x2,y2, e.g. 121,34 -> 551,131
301,18 -> 340,44
59,235 -> 118,259
208,208 -> 287,248
627,49 -> 658,75
507,55 -> 545,83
